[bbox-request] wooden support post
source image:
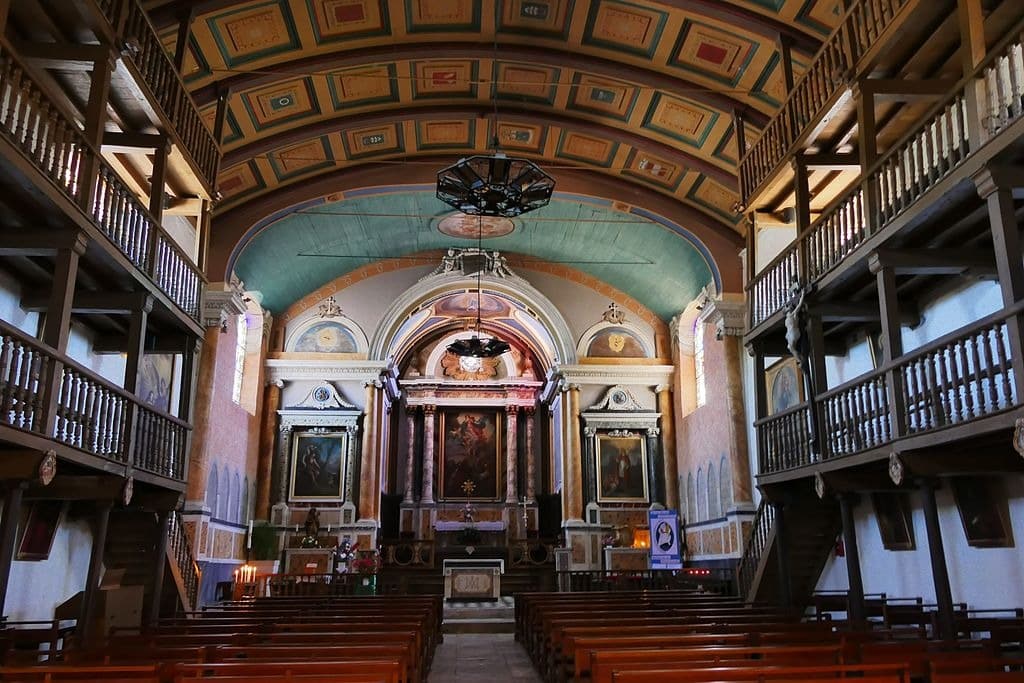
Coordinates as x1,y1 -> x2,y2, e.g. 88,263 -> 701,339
806,314 -> 829,459
838,493 -> 866,626
148,137 -> 171,222
792,159 -> 811,282
0,483 -> 26,618
776,34 -> 795,94
566,384 -> 584,522
0,0 -> 11,37
122,295 -> 154,396
919,479 -> 955,640
871,259 -> 908,439
80,501 -> 113,644
957,0 -> 987,148
146,510 -> 170,625
975,168 -> 1024,398
172,8 -> 196,74
41,234 -> 88,352
772,501 -> 792,608
77,51 -> 115,213
855,81 -> 880,233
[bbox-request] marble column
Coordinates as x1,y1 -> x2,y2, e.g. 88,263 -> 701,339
525,407 -> 536,502
582,426 -> 597,505
276,425 -> 292,505
255,379 -> 282,519
565,384 -> 584,522
403,408 -> 417,504
421,405 -> 436,504
358,380 -> 380,520
646,427 -> 664,505
506,406 -> 519,503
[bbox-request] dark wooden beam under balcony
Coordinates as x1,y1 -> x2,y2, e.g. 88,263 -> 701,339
0,229 -> 87,256
868,248 -> 998,276
92,331 -> 193,355
864,78 -> 960,103
0,448 -> 50,481
8,40 -> 110,70
807,302 -> 920,324
801,153 -> 861,172
20,291 -> 151,316
25,475 -> 126,501
101,132 -> 165,155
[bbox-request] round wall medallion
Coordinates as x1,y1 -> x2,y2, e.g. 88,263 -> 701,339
438,213 -> 515,239
888,452 -> 905,485
123,475 -> 134,506
814,472 -> 826,499
38,450 -> 57,486
312,385 -> 332,403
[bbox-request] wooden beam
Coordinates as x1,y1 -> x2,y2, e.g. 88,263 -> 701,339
0,449 -> 46,481
802,152 -> 860,171
130,488 -> 185,512
21,291 -> 150,315
8,41 -> 110,70
869,248 -> 997,276
101,132 -> 166,154
92,332 -> 193,355
163,197 -> 204,216
25,475 -> 125,501
865,79 -> 959,103
0,229 -> 87,256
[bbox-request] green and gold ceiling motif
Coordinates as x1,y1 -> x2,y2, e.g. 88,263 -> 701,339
144,0 -> 839,305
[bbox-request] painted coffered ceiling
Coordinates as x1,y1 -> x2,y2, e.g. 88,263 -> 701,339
142,0 -> 841,312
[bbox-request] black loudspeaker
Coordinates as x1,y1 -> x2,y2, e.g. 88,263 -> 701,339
380,494 -> 402,539
536,493 -> 562,539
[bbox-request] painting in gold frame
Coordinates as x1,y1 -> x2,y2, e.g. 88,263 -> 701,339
765,357 -> 804,415
289,431 -> 347,502
439,408 -> 503,501
596,433 -> 649,503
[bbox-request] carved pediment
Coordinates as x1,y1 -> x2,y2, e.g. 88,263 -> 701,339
588,385 -> 644,411
288,382 -> 356,410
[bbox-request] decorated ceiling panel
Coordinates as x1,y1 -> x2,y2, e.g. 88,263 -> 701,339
148,0 -> 838,303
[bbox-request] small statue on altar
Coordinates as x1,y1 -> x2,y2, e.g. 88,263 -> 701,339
333,539 -> 357,574
301,507 -> 321,548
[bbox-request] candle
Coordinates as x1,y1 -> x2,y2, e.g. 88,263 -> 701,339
246,520 -> 253,550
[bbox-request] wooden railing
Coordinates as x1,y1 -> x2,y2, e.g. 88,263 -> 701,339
754,402 -> 814,474
168,511 -> 201,611
758,305 -> 1023,475
0,36 -> 203,322
0,320 -> 190,482
740,0 -> 914,204
747,25 -> 1024,335
735,500 -> 775,601
117,0 -> 219,187
556,569 -> 733,594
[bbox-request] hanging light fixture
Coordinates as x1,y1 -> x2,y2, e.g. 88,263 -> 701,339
446,217 -> 511,359
436,0 -> 554,217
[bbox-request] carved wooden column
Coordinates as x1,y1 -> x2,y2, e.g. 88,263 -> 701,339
920,479 -> 956,640
146,510 -> 171,625
565,384 -> 584,522
524,407 -> 536,503
582,426 -> 597,505
506,406 -> 519,503
255,379 -> 282,519
421,405 -> 436,504
838,493 -> 866,626
403,408 -> 417,504
81,501 -> 113,643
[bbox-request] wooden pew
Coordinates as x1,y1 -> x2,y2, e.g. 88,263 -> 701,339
208,644 -> 419,683
170,660 -> 403,683
607,662 -> 910,682
0,664 -> 162,682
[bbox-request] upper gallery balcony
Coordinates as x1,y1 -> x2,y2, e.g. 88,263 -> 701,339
746,19 -> 1024,341
7,0 -> 219,199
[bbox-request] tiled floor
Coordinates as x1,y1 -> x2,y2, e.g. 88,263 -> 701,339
428,633 -> 542,682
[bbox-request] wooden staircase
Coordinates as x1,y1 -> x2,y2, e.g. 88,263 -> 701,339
738,487 -> 842,608
103,509 -> 197,619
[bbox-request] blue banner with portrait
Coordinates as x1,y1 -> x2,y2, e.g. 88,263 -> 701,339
649,509 -> 682,570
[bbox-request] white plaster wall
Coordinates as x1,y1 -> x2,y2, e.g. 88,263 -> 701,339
816,475 -> 1024,610
5,514 -> 93,621
0,270 -> 39,336
755,226 -> 797,272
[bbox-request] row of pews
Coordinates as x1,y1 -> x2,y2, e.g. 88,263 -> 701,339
514,589 -> 1024,683
0,594 -> 441,682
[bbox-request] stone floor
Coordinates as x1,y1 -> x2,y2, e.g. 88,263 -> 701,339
427,633 -> 542,682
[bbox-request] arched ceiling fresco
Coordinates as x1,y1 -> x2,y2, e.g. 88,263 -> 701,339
233,190 -> 716,319
143,0 -> 841,308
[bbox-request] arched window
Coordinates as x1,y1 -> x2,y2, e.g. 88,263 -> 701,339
707,462 -> 721,519
694,320 -> 706,407
232,314 -> 247,405
231,472 -> 241,522
217,470 -> 229,520
719,455 -> 732,514
206,465 -> 218,512
696,467 -> 705,521
686,473 -> 696,524
241,476 -> 250,523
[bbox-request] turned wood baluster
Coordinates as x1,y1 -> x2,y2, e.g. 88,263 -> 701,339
993,323 -> 1013,407
980,327 -> 999,411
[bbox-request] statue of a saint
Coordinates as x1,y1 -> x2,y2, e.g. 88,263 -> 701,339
301,507 -> 321,548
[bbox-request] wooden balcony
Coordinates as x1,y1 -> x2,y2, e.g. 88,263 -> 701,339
0,35 -> 204,328
756,303 -> 1023,480
739,0 -> 923,207
745,22 -> 1024,341
0,319 -> 189,485
86,0 -> 219,193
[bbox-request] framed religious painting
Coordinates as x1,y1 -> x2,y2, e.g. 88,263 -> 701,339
595,433 -> 649,503
765,357 -> 804,414
439,408 -> 502,501
289,431 -> 347,502
136,353 -> 176,413
871,492 -> 915,551
952,476 -> 1014,548
16,501 -> 65,561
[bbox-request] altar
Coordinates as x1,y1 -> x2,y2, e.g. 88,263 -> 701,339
442,559 -> 504,601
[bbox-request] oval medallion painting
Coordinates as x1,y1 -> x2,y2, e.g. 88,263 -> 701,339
438,213 -> 515,239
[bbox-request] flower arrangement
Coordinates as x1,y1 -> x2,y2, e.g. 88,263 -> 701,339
350,549 -> 381,576
600,534 -> 618,548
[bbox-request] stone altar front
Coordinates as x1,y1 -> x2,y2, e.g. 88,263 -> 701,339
442,559 -> 503,601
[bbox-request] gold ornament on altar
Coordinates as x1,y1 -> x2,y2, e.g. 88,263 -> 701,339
461,480 -> 476,496
608,333 -> 626,353
441,350 -> 499,379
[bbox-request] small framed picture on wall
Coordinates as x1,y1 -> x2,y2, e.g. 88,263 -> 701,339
765,357 -> 803,415
951,477 -> 1014,548
16,501 -> 65,561
871,492 -> 915,551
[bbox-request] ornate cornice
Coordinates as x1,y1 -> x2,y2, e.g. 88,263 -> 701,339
202,280 -> 247,331
265,358 -> 387,384
698,297 -> 746,339
551,363 -> 675,386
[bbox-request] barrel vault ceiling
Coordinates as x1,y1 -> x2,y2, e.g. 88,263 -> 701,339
143,0 -> 839,313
